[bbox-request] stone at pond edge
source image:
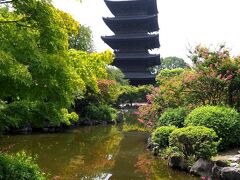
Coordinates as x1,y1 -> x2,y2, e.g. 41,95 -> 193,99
116,111 -> 124,123
168,156 -> 188,171
212,160 -> 229,179
147,134 -> 154,149
190,158 -> 214,177
215,160 -> 229,167
220,167 -> 240,180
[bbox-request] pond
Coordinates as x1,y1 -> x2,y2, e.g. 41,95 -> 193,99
0,125 -> 198,180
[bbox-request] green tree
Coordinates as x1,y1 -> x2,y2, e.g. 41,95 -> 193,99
159,56 -> 187,70
0,0 -> 113,132
106,66 -> 129,85
69,25 -> 94,52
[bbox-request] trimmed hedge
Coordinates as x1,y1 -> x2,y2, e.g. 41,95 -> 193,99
169,126 -> 219,160
158,107 -> 189,127
0,152 -> 45,180
184,106 -> 240,149
152,126 -> 177,149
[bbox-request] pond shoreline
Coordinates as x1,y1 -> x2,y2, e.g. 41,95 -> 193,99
148,135 -> 240,180
0,125 -> 198,180
2,109 -> 127,135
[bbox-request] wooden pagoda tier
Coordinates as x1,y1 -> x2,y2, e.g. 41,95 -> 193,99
103,14 -> 159,34
102,0 -> 160,85
112,53 -> 160,66
102,34 -> 160,51
124,73 -> 157,85
104,0 -> 158,16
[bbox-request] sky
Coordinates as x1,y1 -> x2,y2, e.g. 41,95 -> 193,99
53,0 -> 240,61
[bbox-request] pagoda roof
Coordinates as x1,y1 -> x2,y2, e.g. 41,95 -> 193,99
101,33 -> 160,50
112,53 -> 160,66
124,72 -> 156,79
104,0 -> 158,16
125,72 -> 157,85
129,78 -> 156,85
103,15 -> 159,33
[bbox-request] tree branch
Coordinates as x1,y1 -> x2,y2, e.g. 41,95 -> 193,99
0,20 -> 20,23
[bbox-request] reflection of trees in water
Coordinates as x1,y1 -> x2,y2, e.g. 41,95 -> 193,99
0,126 -> 123,179
134,152 -> 153,180
109,132 -> 148,180
134,152 -> 198,180
59,126 -> 123,179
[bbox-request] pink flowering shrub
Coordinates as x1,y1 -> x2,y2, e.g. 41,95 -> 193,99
189,44 -> 240,107
135,45 -> 240,128
135,71 -> 192,127
135,88 -> 162,127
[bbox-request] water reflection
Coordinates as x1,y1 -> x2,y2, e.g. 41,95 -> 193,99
0,125 -> 198,180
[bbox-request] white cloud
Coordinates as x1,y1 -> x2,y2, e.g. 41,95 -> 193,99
53,0 -> 240,61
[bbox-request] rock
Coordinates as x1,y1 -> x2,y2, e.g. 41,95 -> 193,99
215,160 -> 229,167
230,163 -> 239,168
190,158 -> 214,176
168,156 -> 187,170
220,167 -> 240,180
116,111 -> 124,123
229,157 -> 239,163
212,164 -> 223,179
146,135 -> 152,149
233,155 -> 240,163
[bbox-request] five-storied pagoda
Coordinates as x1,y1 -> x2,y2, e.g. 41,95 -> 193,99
101,0 -> 160,85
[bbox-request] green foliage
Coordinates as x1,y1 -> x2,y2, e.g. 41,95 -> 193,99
189,45 -> 240,107
69,25 -> 94,52
158,57 -> 187,70
158,107 -> 189,128
156,68 -> 185,83
183,72 -> 228,106
169,126 -> 219,160
12,0 -> 69,53
83,104 -> 117,122
152,126 -> 177,149
106,66 -> 129,86
67,49 -> 113,93
117,85 -> 152,106
122,124 -> 150,132
0,1 -> 114,133
97,79 -> 120,104
185,106 -> 240,149
0,152 -> 45,180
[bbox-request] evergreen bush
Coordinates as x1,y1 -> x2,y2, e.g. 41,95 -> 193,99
152,126 -> 177,149
169,126 -> 219,160
0,152 -> 45,180
184,106 -> 240,149
158,107 -> 189,127
83,104 -> 117,122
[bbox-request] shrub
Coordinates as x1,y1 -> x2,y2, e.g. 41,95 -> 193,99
169,126 -> 219,160
156,68 -> 185,83
117,85 -> 152,106
152,126 -> 177,149
158,107 -> 189,127
0,152 -> 45,180
184,106 -> 240,149
83,104 -> 117,122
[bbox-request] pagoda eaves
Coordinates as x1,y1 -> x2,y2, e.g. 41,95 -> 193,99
102,0 -> 160,85
104,0 -> 158,16
103,15 -> 159,33
102,34 -> 160,51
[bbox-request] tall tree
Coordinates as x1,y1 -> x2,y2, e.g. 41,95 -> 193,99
0,0 -> 113,132
159,56 -> 187,70
69,25 -> 94,52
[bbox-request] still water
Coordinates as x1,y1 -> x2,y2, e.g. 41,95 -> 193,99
0,125 -> 198,180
